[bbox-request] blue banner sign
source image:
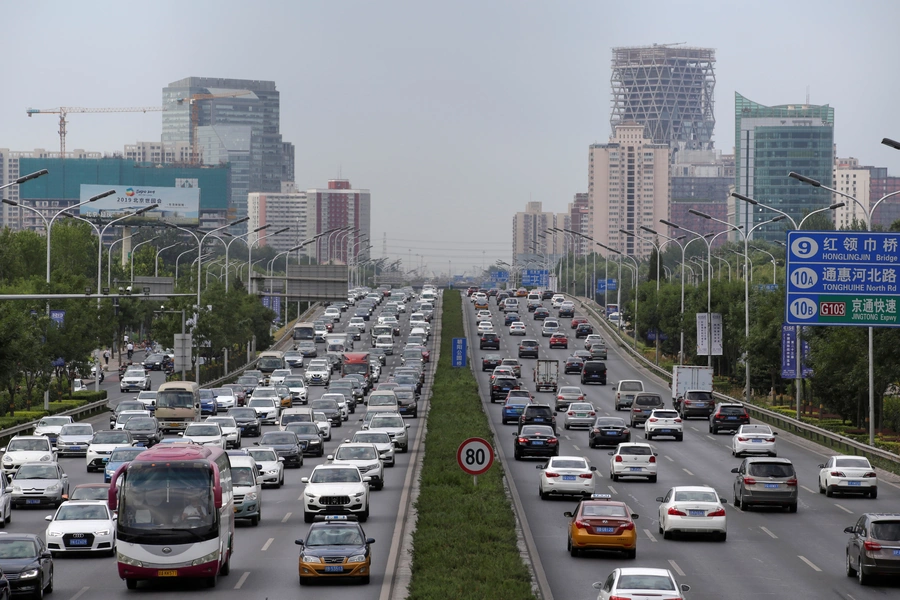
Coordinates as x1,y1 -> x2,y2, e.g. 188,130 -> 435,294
451,338 -> 467,368
521,269 -> 549,287
49,310 -> 65,326
489,270 -> 510,283
781,324 -> 812,379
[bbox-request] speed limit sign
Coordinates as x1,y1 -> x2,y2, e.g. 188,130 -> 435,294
457,437 -> 494,476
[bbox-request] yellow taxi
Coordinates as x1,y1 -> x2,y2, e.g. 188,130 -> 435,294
563,494 -> 639,558
516,287 -> 528,297
474,298 -> 490,310
295,515 -> 374,584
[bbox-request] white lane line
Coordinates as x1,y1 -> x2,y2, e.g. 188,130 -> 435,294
834,504 -> 854,514
282,512 -> 292,523
706,435 -> 717,441
261,537 -> 274,551
644,528 -> 658,542
800,485 -> 817,494
572,445 -> 580,451
682,468 -> 694,476
234,571 -> 250,590
608,485 -> 618,495
298,495 -> 304,501
668,559 -> 686,576
68,588 -> 90,600
690,426 -> 699,431
760,526 -> 778,539
798,555 -> 822,572
564,435 -> 571,440
664,455 -> 674,462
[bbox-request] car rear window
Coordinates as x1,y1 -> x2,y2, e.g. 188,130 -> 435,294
521,425 -> 554,436
719,405 -> 747,415
550,459 -> 587,469
652,410 -> 678,419
741,425 -> 772,434
526,407 -> 553,417
834,457 -> 871,469
582,504 -> 626,517
619,446 -> 652,456
617,575 -> 674,591
619,382 -> 643,391
636,396 -> 662,406
521,341 -> 538,347
871,521 -> 900,541
595,418 -> 625,427
685,391 -> 713,401
748,463 -> 795,478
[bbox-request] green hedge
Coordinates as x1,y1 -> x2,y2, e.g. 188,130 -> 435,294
407,291 -> 535,600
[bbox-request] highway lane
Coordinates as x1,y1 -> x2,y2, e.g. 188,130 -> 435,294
464,293 -> 900,600
4,297 -> 432,598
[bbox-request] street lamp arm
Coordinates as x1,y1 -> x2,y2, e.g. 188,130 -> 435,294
797,202 -> 846,229
732,191 -> 798,229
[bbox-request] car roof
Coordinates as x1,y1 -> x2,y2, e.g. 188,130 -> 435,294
744,457 -> 793,464
616,567 -> 674,577
616,443 -> 651,448
670,485 -> 716,492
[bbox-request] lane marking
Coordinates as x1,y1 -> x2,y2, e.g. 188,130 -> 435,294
706,435 -> 717,441
572,445 -> 580,451
261,537 -> 274,551
690,426 -> 698,431
608,485 -> 617,495
834,503 -> 853,514
664,455 -> 674,462
234,571 -> 250,590
760,526 -> 778,539
298,495 -> 304,501
668,559 -> 686,576
644,528 -> 658,542
282,512 -> 292,523
800,485 -> 817,494
798,555 -> 822,572
564,435 -> 571,440
68,588 -> 90,600
682,468 -> 694,476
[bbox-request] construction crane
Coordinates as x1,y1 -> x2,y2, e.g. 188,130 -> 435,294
176,91 -> 251,164
26,106 -> 164,156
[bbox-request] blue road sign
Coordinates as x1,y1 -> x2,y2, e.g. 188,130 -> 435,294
521,269 -> 549,286
451,338 -> 467,367
781,324 -> 812,379
646,328 -> 668,341
606,278 -> 617,291
756,284 -> 779,292
262,296 -> 281,315
489,270 -> 510,283
786,231 -> 900,327
49,310 -> 65,326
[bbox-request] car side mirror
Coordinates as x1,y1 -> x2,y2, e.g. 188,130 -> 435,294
295,539 -> 304,546
729,431 -> 736,435
45,515 -> 53,521
256,477 -> 264,485
589,466 -> 597,471
41,551 -> 52,559
680,584 -> 691,592
366,537 -> 375,544
592,582 -> 603,590
631,514 -> 639,519
301,477 -> 309,484
406,424 -> 410,429
535,465 -> 544,470
818,464 -> 825,469
608,452 -> 614,456
512,432 -> 518,436
656,496 -> 664,502
730,467 -> 739,473
363,476 -> 372,482
653,453 -> 658,457
720,497 -> 727,503
177,432 -> 184,437
773,432 -> 778,435
327,455 -> 334,461
844,526 -> 856,534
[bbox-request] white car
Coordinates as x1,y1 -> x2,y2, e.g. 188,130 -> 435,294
55,423 -> 95,457
366,413 -> 410,453
247,398 -> 281,425
45,501 -> 117,555
85,430 -> 133,473
609,443 -> 658,482
644,409 -> 684,441
508,322 -> 527,335
584,334 -> 604,350
135,391 -> 157,410
541,319 -> 560,337
323,307 -> 341,322
113,410 -> 151,430
563,402 -> 596,429
592,568 -> 690,600
312,411 -> 332,441
731,423 -> 777,457
247,446 -> 285,487
1,436 -> 56,478
282,376 -> 308,404
656,485 -> 727,541
550,294 -> 566,308
304,361 -> 332,386
537,456 -> 597,499
204,416 -> 242,449
301,464 -> 371,522
476,310 -> 493,321
375,335 -> 394,355
33,416 -> 74,444
212,388 -> 238,412
269,369 -> 292,386
120,368 -> 151,392
328,443 -> 385,490
348,431 -> 395,467
409,326 -> 429,341
476,321 -> 494,335
818,455 -> 878,498
409,318 -> 430,333
348,317 -> 367,333
179,423 -> 226,448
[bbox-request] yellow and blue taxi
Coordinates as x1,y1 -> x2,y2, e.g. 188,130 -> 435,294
563,493 -> 639,558
295,515 -> 374,584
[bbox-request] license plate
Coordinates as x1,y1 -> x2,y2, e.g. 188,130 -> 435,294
695,402 -> 706,407
596,527 -> 615,533
534,418 -> 544,422
752,439 -> 763,443
660,429 -> 671,433
68,538 -> 89,546
688,510 -> 705,516
629,467 -> 642,472
26,499 -> 40,505
894,550 -> 900,556
158,570 -> 178,577
764,483 -> 779,489
70,446 -> 82,450
324,566 -> 344,573
848,481 -> 861,486
727,416 -> 738,420
603,431 -> 617,435
531,441 -> 544,446
576,413 -> 587,417
562,475 -> 576,481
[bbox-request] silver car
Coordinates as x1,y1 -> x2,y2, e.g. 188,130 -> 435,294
55,424 -> 94,457
563,402 -> 596,429
11,462 -> 69,508
555,386 -> 585,412
731,457 -> 798,512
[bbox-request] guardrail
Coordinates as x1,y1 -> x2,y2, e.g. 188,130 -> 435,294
567,294 -> 900,470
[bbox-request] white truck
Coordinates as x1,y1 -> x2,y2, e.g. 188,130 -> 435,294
671,366 -> 714,415
533,359 -> 559,393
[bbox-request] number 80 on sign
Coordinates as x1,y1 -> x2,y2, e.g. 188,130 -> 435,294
457,437 -> 494,476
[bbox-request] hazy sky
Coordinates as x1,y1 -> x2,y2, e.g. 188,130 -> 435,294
4,1 -> 899,277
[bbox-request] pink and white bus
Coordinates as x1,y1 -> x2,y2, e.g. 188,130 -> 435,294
108,443 -> 234,589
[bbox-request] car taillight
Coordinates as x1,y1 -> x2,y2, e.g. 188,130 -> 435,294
632,407 -> 641,412
615,455 -> 623,462
786,478 -> 798,487
684,400 -> 692,405
864,541 -> 882,552
578,396 -> 584,401
743,477 -> 756,485
557,395 -> 564,400
667,507 -> 687,516
707,508 -> 726,517
619,522 -> 635,531
517,437 -> 528,444
737,437 -> 748,442
649,456 -> 656,463
648,418 -> 658,422
589,411 -> 596,416
864,472 -> 877,478
548,438 -> 558,444
567,412 -> 574,416
574,519 -> 587,529
765,437 -> 775,442
674,418 -> 682,423
578,473 -> 592,479
544,472 -> 560,478
830,471 -> 846,477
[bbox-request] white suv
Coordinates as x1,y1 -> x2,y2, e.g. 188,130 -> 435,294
301,464 -> 371,522
328,443 -> 385,491
609,443 -> 658,483
644,409 -> 683,441
1,436 -> 56,478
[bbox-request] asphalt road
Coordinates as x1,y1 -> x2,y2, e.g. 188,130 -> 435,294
463,293 -> 900,600
5,298 -> 433,599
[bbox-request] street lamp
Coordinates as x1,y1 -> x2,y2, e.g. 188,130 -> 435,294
225,223 -> 270,291
246,226 -> 290,288
174,247 -> 198,282
0,169 -> 48,192
130,235 -> 160,283
712,255 -> 731,281
60,211 -> 100,236
48,189 -> 115,285
197,217 -> 249,305
750,245 -> 777,285
154,242 -> 182,277
95,206 -> 154,301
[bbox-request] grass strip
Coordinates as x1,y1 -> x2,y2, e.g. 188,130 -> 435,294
407,291 -> 536,600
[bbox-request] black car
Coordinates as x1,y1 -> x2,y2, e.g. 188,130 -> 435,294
228,407 -> 261,437
580,361 -> 607,385
518,339 -> 539,359
518,404 -> 557,432
513,425 -> 559,460
142,353 -> 169,371
588,417 -> 631,448
295,515 -> 375,584
256,431 -> 304,467
482,354 -> 503,372
394,388 -> 418,417
504,312 -> 520,326
123,417 -> 161,446
564,356 -> 585,374
354,307 -> 370,321
0,533 -> 50,597
491,376 -> 520,402
558,304 -> 575,318
284,422 -> 325,457
236,375 -> 260,397
310,399 -> 342,427
533,307 -> 550,320
709,403 -> 751,434
574,323 -> 594,338
369,347 -> 387,365
541,290 -> 555,300
480,333 -> 500,350
573,349 -> 592,361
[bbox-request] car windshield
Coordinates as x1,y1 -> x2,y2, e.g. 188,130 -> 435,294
310,468 -> 361,483
237,377 -> 257,385
354,433 -> 390,444
157,391 -> 195,409
124,369 -> 145,377
125,419 -> 156,431
251,389 -> 277,399
249,399 -> 276,408
70,487 -> 109,501
199,390 -> 215,400
109,448 -> 144,462
521,426 -> 554,436
248,449 -> 278,462
834,457 -> 871,468
336,447 -> 378,461
549,459 -> 586,469
617,575 -> 675,591
60,424 -> 93,435
212,389 -> 234,398
311,400 -> 338,410
15,465 -> 57,479
747,463 -> 794,478
306,525 -> 364,546
582,504 -> 627,517
619,382 -> 643,391
370,416 -> 404,428
619,446 -> 652,456
92,432 -> 130,444
313,413 -> 329,423
185,425 -> 220,436
262,433 -> 296,445
38,417 -> 70,427
232,467 -> 256,487
287,423 -> 319,435
674,490 -> 718,502
871,521 -> 900,541
116,403 -> 144,413
55,504 -> 110,521
228,409 -> 257,419
369,395 -> 396,406
208,418 -> 236,428
284,377 -> 305,386
0,540 -> 38,559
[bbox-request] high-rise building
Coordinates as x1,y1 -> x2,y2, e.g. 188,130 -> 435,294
511,202 -> 567,266
588,124 -> 670,260
833,157 -> 871,229
162,77 -> 295,228
870,167 -> 900,227
247,189 -> 310,255
610,45 -> 716,161
305,180 -> 371,264
733,92 -> 834,242
568,193 -> 590,256
123,141 -> 192,165
669,149 -> 734,248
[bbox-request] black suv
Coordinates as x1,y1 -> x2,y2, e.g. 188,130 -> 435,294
518,339 -> 539,358
518,404 -> 557,433
588,416 -> 630,448
480,332 -> 500,350
491,376 -> 520,402
580,360 -> 607,385
481,354 -> 503,371
574,323 -> 593,338
228,407 -> 261,437
677,390 -> 715,419
709,403 -> 750,434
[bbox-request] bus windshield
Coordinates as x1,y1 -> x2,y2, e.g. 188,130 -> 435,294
118,464 -> 216,539
343,363 -> 368,376
293,325 -> 315,340
157,391 -> 195,409
258,357 -> 284,371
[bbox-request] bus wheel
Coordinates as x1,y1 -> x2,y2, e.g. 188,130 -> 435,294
125,579 -> 138,590
220,553 -> 231,576
205,575 -> 217,588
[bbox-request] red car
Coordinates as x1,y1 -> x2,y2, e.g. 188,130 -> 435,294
549,333 -> 568,349
570,317 -> 589,329
467,287 -> 478,297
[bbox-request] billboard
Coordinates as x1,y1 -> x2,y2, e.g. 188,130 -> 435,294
79,184 -> 200,226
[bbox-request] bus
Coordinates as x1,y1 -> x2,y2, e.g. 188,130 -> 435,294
342,352 -> 371,382
108,443 -> 234,590
292,322 -> 315,346
155,381 -> 201,433
257,351 -> 285,376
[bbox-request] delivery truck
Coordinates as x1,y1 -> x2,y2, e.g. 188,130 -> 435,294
671,365 -> 714,415
533,359 -> 559,393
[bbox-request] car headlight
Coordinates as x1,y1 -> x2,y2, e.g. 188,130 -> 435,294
19,568 -> 39,579
2,456 -> 12,464
105,470 -> 114,478
348,554 -> 366,563
245,492 -> 258,502
266,469 -> 279,475
46,483 -> 61,492
191,549 -> 220,566
301,555 -> 321,563
304,491 -> 316,498
353,492 -> 365,498
40,455 -> 51,462
94,529 -> 111,536
11,486 -> 21,493
118,552 -> 143,567
47,530 -> 63,537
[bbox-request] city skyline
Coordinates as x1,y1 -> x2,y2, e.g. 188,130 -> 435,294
2,0 -> 899,275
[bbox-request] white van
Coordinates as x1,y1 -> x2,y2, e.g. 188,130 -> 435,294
503,298 -> 519,312
614,380 -> 645,411
229,455 -> 263,526
279,407 -> 314,431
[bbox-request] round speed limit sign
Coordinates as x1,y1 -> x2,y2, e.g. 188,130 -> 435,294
457,437 -> 494,476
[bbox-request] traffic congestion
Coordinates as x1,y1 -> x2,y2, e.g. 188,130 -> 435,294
0,285 -> 437,598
